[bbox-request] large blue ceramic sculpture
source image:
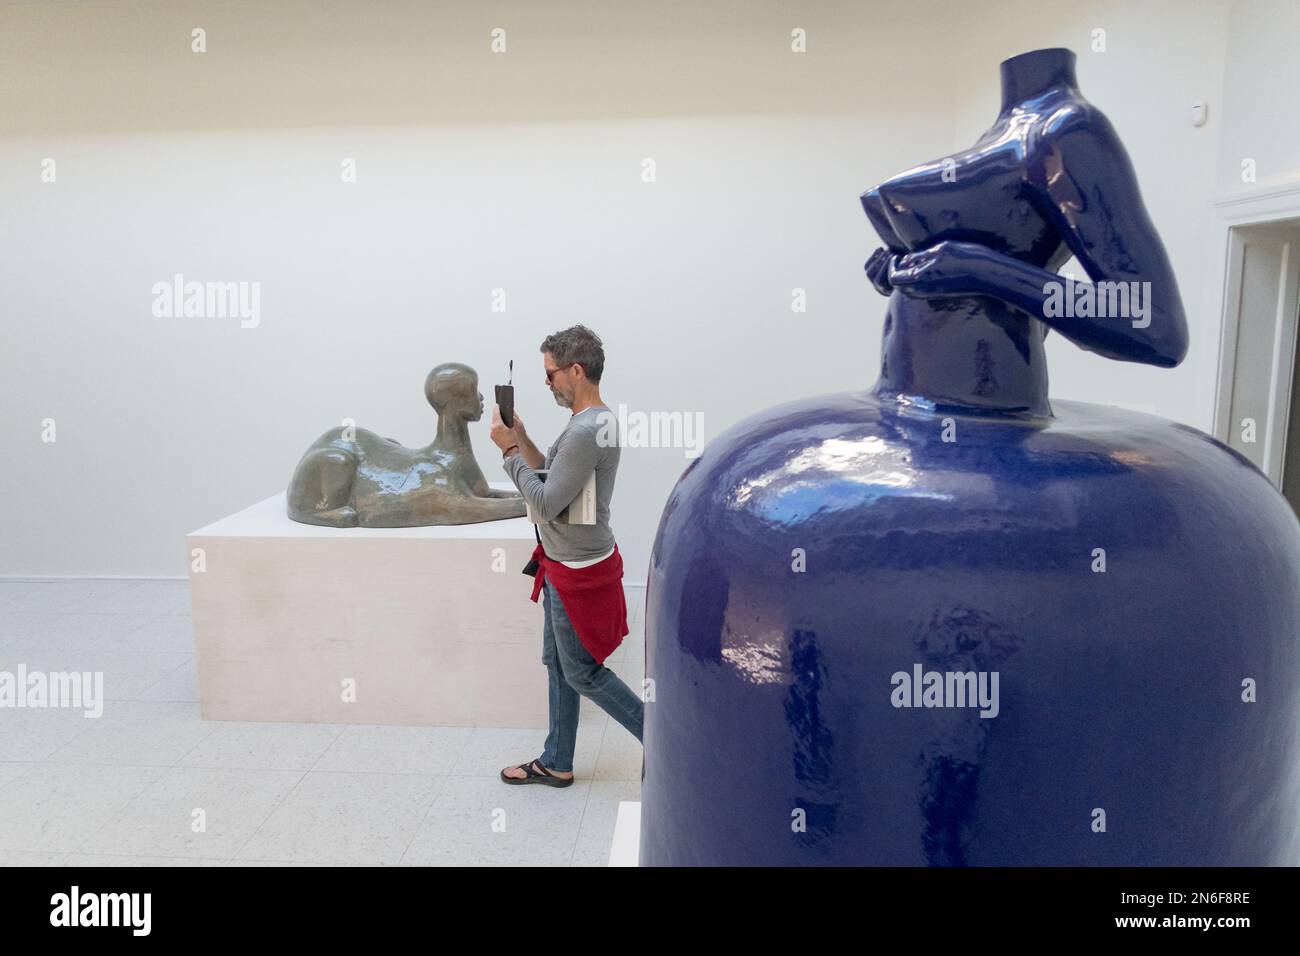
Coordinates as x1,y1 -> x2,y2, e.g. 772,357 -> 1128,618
640,48 -> 1300,866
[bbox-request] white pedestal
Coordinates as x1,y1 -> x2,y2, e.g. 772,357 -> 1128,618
185,488 -> 547,728
608,801 -> 641,866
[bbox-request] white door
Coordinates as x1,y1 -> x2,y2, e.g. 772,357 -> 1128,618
1214,221 -> 1300,508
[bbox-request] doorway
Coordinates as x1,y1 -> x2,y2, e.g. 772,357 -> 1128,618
1214,219 -> 1300,515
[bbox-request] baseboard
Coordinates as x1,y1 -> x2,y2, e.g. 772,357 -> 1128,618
0,575 -> 189,582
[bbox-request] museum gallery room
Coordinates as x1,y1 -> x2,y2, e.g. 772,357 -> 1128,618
2,0 -> 1299,874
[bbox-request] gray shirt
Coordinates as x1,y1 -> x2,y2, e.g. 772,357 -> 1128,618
502,405 -> 619,563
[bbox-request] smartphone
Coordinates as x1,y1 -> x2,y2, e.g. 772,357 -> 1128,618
495,384 -> 514,428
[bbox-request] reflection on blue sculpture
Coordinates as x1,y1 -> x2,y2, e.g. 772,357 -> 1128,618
640,48 -> 1300,866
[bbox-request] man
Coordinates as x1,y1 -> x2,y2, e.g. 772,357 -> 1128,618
489,324 -> 644,787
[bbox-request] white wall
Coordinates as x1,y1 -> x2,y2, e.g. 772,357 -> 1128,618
1218,0 -> 1300,195
0,0 -> 1237,581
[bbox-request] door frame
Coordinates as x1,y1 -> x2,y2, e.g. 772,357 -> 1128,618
1206,176 -> 1300,484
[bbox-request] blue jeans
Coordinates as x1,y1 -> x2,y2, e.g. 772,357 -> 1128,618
538,577 -> 644,773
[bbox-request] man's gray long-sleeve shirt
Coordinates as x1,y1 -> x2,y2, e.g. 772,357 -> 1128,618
502,405 -> 619,564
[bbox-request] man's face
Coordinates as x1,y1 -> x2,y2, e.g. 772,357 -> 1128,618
543,352 -> 576,408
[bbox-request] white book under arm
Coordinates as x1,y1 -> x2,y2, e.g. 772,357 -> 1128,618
525,469 -> 597,526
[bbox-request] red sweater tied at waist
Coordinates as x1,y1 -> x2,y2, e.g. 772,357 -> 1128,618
529,543 -> 628,665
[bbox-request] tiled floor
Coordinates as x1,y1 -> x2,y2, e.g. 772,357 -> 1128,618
0,578 -> 644,866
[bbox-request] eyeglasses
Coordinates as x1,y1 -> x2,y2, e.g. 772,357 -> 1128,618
545,363 -> 576,383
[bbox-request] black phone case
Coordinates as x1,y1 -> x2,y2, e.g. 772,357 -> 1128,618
495,384 -> 514,428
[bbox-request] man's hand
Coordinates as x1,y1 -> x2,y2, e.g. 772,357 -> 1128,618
494,406 -> 545,468
490,405 -> 521,452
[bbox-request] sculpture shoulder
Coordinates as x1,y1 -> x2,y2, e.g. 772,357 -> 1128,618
1031,96 -> 1122,152
1019,97 -> 1134,203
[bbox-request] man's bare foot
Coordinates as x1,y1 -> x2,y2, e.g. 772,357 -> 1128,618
502,760 -> 573,780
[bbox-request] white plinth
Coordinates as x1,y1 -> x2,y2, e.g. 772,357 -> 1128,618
608,801 -> 641,866
185,487 -> 547,728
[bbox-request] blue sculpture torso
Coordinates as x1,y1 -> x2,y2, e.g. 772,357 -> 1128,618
639,48 -> 1300,866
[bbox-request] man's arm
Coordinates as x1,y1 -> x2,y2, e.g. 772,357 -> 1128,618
515,431 -> 544,470
502,410 -> 544,469
503,425 -> 599,523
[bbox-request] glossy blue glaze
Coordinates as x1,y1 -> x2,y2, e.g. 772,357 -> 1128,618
640,48 -> 1300,865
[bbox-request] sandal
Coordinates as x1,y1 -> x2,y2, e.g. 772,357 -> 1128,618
500,759 -> 574,788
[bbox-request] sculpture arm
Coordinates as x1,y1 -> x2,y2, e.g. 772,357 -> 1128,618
886,109 -> 1188,368
1031,108 -> 1187,366
446,493 -> 528,521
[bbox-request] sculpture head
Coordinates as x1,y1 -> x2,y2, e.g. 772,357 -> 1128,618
425,362 -> 485,422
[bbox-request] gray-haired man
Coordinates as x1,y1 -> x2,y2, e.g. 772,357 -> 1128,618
489,325 -> 644,786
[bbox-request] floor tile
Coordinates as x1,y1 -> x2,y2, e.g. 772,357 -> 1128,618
235,770 -> 444,865
312,724 -> 473,775
138,658 -> 198,702
400,773 -> 588,866
0,762 -> 167,852
82,766 -> 304,859
176,721 -> 345,771
0,580 -> 137,614
571,780 -> 642,866
46,701 -> 217,766
0,708 -> 101,761
593,719 -> 643,782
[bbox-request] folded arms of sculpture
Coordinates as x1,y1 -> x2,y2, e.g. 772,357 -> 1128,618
862,47 -> 1188,378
